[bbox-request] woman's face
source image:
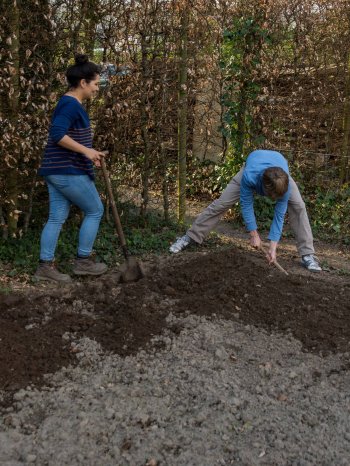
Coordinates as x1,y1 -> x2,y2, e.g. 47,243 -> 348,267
80,75 -> 100,99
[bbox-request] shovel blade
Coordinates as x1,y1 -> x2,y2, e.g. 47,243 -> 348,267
119,256 -> 145,283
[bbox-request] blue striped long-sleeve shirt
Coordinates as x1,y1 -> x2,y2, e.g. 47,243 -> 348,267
38,95 -> 94,179
240,150 -> 290,242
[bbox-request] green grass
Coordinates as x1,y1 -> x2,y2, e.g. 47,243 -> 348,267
0,205 -> 182,278
0,285 -> 12,294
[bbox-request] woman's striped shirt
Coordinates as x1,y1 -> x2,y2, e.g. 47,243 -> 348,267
38,95 -> 95,179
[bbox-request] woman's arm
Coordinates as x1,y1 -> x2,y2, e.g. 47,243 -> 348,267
57,135 -> 105,166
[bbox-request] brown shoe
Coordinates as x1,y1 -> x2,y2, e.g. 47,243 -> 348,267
73,257 -> 108,276
33,262 -> 72,283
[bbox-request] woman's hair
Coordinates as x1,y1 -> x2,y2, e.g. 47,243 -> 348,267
66,54 -> 100,88
262,167 -> 289,199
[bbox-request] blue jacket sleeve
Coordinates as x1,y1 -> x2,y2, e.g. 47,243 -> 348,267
268,189 -> 290,241
240,175 -> 258,232
49,102 -> 79,143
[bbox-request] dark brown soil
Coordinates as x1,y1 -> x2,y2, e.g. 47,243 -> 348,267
1,246 -> 350,406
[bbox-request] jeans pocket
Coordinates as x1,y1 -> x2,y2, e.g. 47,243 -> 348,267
45,174 -> 71,190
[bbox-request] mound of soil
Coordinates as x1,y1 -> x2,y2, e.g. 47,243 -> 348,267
1,247 -> 350,404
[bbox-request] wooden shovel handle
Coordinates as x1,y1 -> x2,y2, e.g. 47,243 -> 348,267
260,244 -> 289,276
100,157 -> 128,254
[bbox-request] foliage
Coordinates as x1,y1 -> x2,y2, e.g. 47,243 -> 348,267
211,151 -> 245,193
307,187 -> 350,243
0,202 -> 181,277
221,12 -> 270,157
185,157 -> 218,198
2,0 -> 350,263
185,151 -> 246,196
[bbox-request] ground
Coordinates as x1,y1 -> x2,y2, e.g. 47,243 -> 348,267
1,223 -> 350,464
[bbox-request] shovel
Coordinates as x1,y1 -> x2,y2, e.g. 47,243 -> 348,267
100,158 -> 144,283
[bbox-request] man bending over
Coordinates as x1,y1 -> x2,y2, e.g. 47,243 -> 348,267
170,149 -> 321,272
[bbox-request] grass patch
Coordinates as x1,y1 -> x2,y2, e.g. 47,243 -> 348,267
0,203 -> 182,278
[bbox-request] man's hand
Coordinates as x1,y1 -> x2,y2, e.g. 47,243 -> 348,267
85,148 -> 106,167
249,230 -> 261,249
266,241 -> 278,264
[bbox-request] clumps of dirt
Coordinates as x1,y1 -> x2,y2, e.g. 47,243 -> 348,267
1,247 -> 350,405
0,299 -> 74,396
0,280 -> 169,404
157,250 -> 350,355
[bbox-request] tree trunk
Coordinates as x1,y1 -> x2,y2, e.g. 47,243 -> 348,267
0,207 -> 8,240
341,52 -> 350,182
23,177 -> 36,233
83,0 -> 98,58
140,33 -> 151,217
6,0 -> 20,236
236,81 -> 248,156
219,77 -> 228,161
157,95 -> 170,222
177,8 -> 189,224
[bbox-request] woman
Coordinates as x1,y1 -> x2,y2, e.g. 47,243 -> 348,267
34,54 -> 107,283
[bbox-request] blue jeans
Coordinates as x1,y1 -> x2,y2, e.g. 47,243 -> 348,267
40,174 -> 104,261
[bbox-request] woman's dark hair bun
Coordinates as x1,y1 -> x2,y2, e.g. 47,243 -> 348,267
66,53 -> 100,88
75,54 -> 89,66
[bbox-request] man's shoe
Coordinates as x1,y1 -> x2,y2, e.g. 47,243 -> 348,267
301,254 -> 322,272
33,262 -> 72,283
169,234 -> 195,254
73,257 -> 108,276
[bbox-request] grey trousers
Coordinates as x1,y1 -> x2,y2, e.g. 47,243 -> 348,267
187,167 -> 315,257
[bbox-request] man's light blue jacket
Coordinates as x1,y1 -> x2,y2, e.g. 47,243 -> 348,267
240,150 -> 290,242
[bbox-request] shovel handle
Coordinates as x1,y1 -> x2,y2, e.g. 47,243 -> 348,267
100,157 -> 128,254
260,244 -> 289,276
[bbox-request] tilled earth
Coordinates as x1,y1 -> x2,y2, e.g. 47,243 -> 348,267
1,247 -> 350,400
1,246 -> 350,464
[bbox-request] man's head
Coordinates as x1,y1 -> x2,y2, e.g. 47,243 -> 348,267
262,167 -> 289,200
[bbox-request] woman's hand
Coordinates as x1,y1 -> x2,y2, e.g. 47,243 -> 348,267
249,230 -> 261,249
85,148 -> 106,167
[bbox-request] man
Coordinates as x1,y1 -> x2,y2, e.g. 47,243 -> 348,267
169,149 -> 321,272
